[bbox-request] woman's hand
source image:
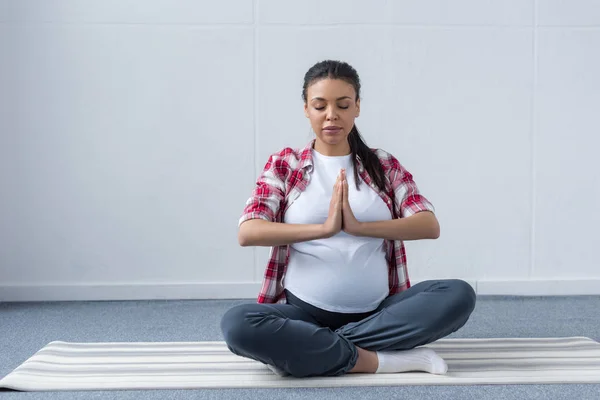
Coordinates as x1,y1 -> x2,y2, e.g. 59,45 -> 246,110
321,171 -> 343,238
341,169 -> 362,235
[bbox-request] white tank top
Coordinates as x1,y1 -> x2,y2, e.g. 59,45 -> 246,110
283,149 -> 392,313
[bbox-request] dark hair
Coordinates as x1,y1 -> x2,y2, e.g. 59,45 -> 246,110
301,60 -> 387,195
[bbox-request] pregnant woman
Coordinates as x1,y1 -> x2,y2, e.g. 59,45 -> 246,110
220,59 -> 476,378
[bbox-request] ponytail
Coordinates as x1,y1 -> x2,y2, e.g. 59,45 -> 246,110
348,126 -> 396,216
348,125 -> 386,192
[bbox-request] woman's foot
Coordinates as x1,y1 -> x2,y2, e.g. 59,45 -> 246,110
375,347 -> 448,375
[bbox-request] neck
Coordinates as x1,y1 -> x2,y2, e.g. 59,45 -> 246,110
313,139 -> 351,157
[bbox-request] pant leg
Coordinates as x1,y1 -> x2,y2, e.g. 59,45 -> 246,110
336,279 -> 476,351
220,302 -> 359,377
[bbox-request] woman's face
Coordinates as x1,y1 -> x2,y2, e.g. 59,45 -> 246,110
304,78 -> 360,151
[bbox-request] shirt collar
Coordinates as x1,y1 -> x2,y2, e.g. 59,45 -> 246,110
299,139 -> 366,173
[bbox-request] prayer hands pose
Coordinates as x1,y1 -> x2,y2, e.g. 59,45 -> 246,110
321,169 -> 361,238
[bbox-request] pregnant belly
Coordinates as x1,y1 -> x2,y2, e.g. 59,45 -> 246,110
284,241 -> 389,313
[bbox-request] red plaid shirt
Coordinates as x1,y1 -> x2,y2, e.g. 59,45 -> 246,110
239,139 -> 435,304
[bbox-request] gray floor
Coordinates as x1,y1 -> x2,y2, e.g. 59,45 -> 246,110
1,296 -> 599,399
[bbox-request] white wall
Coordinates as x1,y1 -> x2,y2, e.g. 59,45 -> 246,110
1,1 -> 599,301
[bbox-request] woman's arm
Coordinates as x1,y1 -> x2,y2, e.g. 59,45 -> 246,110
354,149 -> 439,241
239,174 -> 344,247
238,219 -> 329,247
351,210 -> 440,241
340,166 -> 439,241
239,160 -> 345,247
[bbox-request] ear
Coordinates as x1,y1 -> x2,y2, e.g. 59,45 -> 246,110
304,103 -> 309,118
356,98 -> 360,118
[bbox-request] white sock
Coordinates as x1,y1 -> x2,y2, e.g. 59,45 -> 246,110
375,347 -> 448,375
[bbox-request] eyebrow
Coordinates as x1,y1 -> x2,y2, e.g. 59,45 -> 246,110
311,96 -> 352,101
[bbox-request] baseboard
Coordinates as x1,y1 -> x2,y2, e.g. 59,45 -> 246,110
0,282 -> 263,302
0,279 -> 598,302
476,279 -> 600,296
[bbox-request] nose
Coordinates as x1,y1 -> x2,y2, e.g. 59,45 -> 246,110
326,107 -> 338,121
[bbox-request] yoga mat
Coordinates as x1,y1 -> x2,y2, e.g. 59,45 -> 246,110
1,337 -> 600,391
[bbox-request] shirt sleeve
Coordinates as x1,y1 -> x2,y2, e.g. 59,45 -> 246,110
388,157 -> 435,218
238,153 -> 287,226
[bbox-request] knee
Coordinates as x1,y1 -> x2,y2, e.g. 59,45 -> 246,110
220,304 -> 256,351
446,279 -> 476,315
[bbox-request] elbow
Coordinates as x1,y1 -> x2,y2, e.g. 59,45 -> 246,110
238,220 -> 258,247
238,229 -> 251,247
427,212 -> 440,239
431,219 -> 440,239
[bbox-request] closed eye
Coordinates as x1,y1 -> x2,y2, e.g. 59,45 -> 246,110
315,105 -> 349,110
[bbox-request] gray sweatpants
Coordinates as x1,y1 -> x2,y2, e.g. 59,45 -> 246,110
220,279 -> 476,378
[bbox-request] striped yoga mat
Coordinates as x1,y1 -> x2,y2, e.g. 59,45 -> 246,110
1,337 -> 600,391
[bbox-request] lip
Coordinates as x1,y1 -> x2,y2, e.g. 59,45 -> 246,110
323,126 -> 342,133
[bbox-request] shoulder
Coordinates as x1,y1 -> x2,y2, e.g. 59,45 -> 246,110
370,148 -> 404,173
265,145 -> 306,168
261,145 -> 307,179
370,148 -> 416,184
